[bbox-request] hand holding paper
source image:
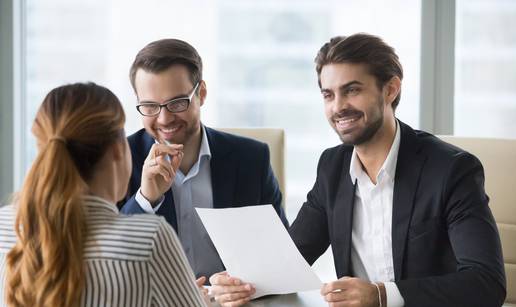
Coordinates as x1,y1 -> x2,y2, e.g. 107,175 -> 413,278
196,205 -> 322,299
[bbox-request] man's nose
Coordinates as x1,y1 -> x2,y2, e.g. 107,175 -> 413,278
156,107 -> 176,124
332,94 -> 349,114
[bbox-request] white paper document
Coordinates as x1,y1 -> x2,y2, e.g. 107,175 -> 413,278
196,205 -> 322,298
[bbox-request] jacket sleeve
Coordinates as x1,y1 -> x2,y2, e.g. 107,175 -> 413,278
288,150 -> 331,265
119,194 -> 146,215
396,152 -> 506,307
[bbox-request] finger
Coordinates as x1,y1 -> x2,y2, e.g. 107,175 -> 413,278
321,281 -> 348,295
143,164 -> 173,184
220,297 -> 251,307
157,149 -> 183,158
144,159 -> 156,168
217,291 -> 253,304
196,276 -> 207,287
155,155 -> 174,169
155,156 -> 175,174
210,272 -> 242,286
147,163 -> 173,182
156,137 -> 183,149
144,153 -> 161,167
146,143 -> 182,161
209,271 -> 228,285
155,142 -> 184,151
172,151 -> 183,170
210,284 -> 253,296
217,291 -> 252,303
324,290 -> 347,302
154,143 -> 184,157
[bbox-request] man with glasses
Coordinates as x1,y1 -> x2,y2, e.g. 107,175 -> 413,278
120,39 -> 288,285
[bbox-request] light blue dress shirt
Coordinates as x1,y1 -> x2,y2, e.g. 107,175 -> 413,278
135,126 -> 225,278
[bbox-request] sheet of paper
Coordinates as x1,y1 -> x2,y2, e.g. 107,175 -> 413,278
196,205 -> 322,298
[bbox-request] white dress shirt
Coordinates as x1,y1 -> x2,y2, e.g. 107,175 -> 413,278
349,120 -> 405,307
135,126 -> 225,278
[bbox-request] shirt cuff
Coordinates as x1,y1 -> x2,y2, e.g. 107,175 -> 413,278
135,188 -> 165,213
384,282 -> 405,307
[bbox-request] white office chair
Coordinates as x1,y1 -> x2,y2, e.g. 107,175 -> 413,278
439,136 -> 516,306
217,128 -> 286,209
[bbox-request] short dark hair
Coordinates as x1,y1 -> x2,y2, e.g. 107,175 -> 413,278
129,39 -> 203,92
315,33 -> 403,110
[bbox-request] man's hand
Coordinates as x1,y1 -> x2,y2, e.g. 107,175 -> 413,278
209,272 -> 255,307
196,276 -> 212,306
320,277 -> 382,307
141,143 -> 183,204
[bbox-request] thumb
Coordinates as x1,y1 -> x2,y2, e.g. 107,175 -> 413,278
196,276 -> 206,287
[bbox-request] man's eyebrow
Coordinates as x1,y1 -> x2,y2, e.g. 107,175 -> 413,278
321,80 -> 363,92
139,93 -> 189,104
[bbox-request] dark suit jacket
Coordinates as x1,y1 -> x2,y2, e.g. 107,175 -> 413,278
120,126 -> 288,230
289,121 -> 506,307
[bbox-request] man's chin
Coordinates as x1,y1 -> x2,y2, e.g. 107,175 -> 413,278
339,135 -> 357,146
338,125 -> 382,146
336,128 -> 359,145
161,135 -> 183,144
337,131 -> 368,146
149,130 -> 182,144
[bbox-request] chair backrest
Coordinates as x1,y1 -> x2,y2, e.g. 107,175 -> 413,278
217,128 -> 286,209
438,136 -> 516,305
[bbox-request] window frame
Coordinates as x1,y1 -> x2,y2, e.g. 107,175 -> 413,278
2,0 -> 457,199
420,0 -> 456,134
1,0 -> 16,202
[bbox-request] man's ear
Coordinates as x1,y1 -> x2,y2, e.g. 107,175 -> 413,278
384,76 -> 401,106
198,80 -> 207,107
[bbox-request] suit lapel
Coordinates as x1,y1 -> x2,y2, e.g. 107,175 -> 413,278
391,121 -> 426,280
137,131 -> 155,170
158,189 -> 178,231
205,127 -> 236,209
332,149 -> 356,277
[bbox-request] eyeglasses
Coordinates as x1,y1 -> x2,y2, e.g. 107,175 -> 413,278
136,82 -> 200,117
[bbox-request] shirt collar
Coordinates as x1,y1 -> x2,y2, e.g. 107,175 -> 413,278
82,195 -> 119,215
349,120 -> 401,184
199,124 -> 212,161
175,125 -> 211,181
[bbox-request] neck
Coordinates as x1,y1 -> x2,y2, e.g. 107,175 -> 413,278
179,124 -> 202,174
354,116 -> 397,184
87,165 -> 118,204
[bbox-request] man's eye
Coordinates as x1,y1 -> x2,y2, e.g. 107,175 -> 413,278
347,87 -> 360,95
322,93 -> 333,100
141,104 -> 159,110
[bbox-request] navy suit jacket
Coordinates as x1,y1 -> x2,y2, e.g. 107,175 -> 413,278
120,126 -> 288,231
289,121 -> 506,307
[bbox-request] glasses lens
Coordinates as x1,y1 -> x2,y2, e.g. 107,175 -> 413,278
138,104 -> 160,116
166,99 -> 189,113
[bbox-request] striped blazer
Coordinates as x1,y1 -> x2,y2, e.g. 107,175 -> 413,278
0,195 -> 206,307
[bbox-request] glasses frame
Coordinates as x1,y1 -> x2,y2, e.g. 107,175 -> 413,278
136,82 -> 200,117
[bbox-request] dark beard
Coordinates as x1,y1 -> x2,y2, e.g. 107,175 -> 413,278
341,114 -> 383,145
338,97 -> 384,145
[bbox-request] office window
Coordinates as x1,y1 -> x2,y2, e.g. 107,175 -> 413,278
455,0 -> 516,138
22,0 -> 421,223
